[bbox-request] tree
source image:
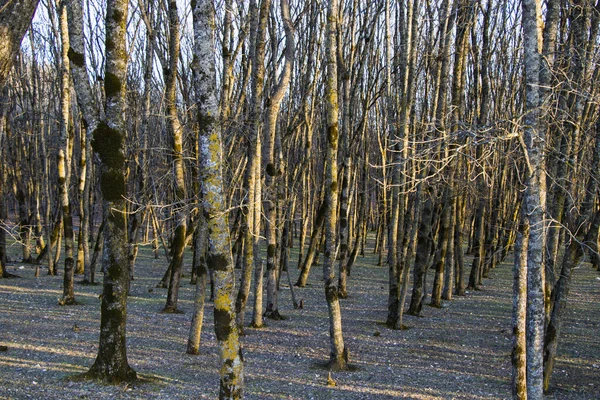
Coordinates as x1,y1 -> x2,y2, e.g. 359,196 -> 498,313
323,0 -> 348,371
0,0 -> 40,88
192,0 -> 244,397
57,0 -> 76,306
0,0 -> 40,279
84,0 -> 136,382
162,0 -> 188,314
519,0 -> 546,397
263,0 -> 294,320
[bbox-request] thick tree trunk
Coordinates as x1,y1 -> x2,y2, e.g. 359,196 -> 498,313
0,0 -> 40,88
521,1 -> 546,397
85,0 -> 136,383
193,1 -> 243,397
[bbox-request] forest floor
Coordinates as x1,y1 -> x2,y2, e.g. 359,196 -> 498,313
0,240 -> 599,399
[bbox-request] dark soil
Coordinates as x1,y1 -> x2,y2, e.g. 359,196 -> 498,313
0,242 -> 599,399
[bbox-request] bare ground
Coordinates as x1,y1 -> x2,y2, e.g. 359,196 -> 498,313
0,242 -> 599,399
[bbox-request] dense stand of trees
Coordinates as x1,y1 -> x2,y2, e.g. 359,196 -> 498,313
1,0 -> 600,398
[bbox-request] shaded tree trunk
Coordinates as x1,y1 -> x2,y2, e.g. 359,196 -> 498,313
85,0 -> 136,383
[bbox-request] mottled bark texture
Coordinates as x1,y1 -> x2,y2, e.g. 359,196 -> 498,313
163,0 -> 187,314
85,0 -> 136,383
58,0 -> 76,306
323,0 -> 348,371
521,0 -> 545,398
66,0 -> 99,284
264,0 -> 294,320
0,0 -> 39,88
192,0 -> 243,397
187,211 -> 208,355
512,223 -> 528,399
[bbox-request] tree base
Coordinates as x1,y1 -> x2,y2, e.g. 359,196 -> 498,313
160,306 -> 184,314
58,297 -> 78,306
81,364 -> 137,384
264,309 -> 286,320
1,272 -> 20,279
327,347 -> 350,371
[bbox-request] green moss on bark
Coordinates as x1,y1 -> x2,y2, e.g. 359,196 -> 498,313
112,9 -> 124,23
327,124 -> 338,147
214,308 -> 233,340
67,48 -> 85,68
266,163 -> 276,177
91,122 -> 125,169
104,72 -> 122,98
207,253 -> 229,272
105,38 -> 115,52
101,171 -> 126,202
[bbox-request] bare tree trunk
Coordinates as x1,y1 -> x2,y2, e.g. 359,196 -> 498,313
187,208 -> 208,355
323,0 -> 348,371
512,221 -> 528,399
0,0 -> 40,88
295,198 -> 325,287
58,0 -> 76,306
521,1 -> 546,397
264,0 -> 294,320
85,0 -> 136,382
193,1 -> 243,396
162,0 -> 187,314
66,0 -> 99,281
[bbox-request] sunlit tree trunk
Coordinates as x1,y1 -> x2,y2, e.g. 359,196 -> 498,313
187,208 -> 208,355
193,0 -> 243,397
512,220 -> 528,399
264,0 -> 294,320
66,0 -> 99,282
58,0 -> 76,306
323,0 -> 348,371
521,0 -> 546,397
0,0 -> 40,88
162,0 -> 187,314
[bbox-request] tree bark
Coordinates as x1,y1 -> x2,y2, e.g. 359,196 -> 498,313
85,0 -> 136,383
187,209 -> 208,355
323,0 -> 348,371
58,0 -> 76,306
521,1 -> 546,397
512,221 -> 528,399
0,0 -> 40,88
193,1 -> 243,397
162,0 -> 187,314
264,0 -> 294,320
